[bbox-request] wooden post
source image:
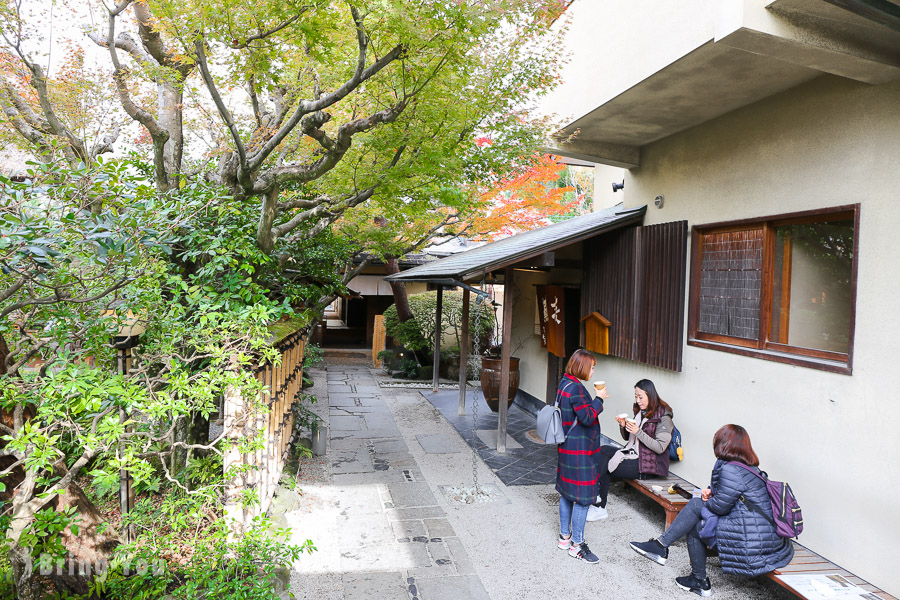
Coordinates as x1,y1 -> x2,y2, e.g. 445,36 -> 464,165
433,286 -> 443,393
458,288 -> 470,416
117,347 -> 134,543
223,367 -> 245,537
498,267 -> 514,453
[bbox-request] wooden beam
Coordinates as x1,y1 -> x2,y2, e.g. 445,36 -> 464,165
433,286 -> 443,393
458,288 -> 470,415
498,267 -> 514,453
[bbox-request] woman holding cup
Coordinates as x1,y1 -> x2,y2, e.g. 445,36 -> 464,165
555,349 -> 608,564
587,379 -> 674,521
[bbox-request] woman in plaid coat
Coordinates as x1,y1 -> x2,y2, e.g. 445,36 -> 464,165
555,349 -> 607,564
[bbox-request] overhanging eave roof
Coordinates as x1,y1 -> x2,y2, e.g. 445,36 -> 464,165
385,204 -> 646,284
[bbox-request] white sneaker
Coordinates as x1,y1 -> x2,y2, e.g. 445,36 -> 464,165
586,505 -> 608,521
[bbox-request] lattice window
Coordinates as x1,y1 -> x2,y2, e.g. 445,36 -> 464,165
697,229 -> 763,340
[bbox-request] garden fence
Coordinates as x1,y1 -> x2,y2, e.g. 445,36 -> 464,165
223,332 -> 305,532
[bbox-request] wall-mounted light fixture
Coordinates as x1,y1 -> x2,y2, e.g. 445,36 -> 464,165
612,181 -> 625,193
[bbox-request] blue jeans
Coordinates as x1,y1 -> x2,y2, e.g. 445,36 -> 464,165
658,497 -> 708,579
559,498 -> 590,545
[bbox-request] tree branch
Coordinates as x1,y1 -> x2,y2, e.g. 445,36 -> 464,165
103,4 -> 170,189
247,4 -> 404,172
193,39 -> 252,190
231,12 -> 307,49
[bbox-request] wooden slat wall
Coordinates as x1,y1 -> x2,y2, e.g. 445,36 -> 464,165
582,221 -> 688,372
582,228 -> 638,361
638,221 -> 689,371
224,333 -> 305,534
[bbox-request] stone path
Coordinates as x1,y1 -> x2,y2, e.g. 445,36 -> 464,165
286,366 -> 489,600
280,361 -> 797,600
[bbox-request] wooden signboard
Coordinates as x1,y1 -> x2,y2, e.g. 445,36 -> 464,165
373,314 -> 386,368
536,285 -> 566,358
581,311 -> 611,355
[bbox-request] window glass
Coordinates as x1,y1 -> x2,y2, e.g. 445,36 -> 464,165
769,220 -> 854,354
698,229 -> 764,340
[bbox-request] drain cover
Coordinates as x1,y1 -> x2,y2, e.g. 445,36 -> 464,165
541,492 -> 561,506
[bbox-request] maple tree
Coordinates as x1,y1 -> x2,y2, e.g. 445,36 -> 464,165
469,152 -> 590,240
0,1 -> 571,596
0,0 -> 566,260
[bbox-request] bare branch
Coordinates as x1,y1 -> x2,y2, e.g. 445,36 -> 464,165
193,39 -> 251,189
0,278 -> 130,320
86,30 -> 155,67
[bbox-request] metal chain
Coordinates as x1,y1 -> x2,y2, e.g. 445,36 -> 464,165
469,271 -> 488,494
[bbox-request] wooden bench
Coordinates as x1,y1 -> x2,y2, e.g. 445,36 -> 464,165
765,542 -> 897,600
622,475 -> 897,599
622,473 -> 697,530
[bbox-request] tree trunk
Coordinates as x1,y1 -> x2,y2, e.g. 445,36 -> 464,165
385,258 -> 414,322
188,411 -> 210,449
158,81 -> 184,185
9,480 -> 121,598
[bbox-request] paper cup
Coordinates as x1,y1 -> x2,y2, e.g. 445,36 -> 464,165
616,413 -> 629,420
593,380 -> 606,391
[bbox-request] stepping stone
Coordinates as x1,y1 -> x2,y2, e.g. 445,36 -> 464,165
415,434 -> 461,454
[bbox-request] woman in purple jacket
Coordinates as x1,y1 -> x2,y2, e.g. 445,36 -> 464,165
555,349 -> 608,564
629,425 -> 793,596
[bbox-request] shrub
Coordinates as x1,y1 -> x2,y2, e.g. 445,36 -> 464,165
383,290 -> 494,352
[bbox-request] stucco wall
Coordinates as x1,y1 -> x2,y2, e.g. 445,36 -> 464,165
601,74 -> 900,593
544,0 -> 715,124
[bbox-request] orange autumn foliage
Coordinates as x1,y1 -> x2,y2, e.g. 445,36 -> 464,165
472,153 -> 580,240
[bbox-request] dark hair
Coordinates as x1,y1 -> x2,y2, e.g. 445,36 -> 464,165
633,379 -> 673,418
713,424 -> 760,466
565,349 -> 596,381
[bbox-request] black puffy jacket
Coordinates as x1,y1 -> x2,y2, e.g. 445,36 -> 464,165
706,459 -> 794,576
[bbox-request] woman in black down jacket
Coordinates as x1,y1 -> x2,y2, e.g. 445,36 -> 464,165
628,424 -> 794,596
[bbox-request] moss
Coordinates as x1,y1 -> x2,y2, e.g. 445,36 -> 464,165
267,316 -> 309,345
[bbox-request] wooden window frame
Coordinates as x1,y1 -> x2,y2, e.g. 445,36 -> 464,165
687,204 -> 859,375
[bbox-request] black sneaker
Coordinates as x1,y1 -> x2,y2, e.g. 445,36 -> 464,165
629,538 -> 668,565
568,541 -> 600,564
675,574 -> 712,597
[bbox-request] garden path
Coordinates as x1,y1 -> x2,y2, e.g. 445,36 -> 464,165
275,356 -> 796,600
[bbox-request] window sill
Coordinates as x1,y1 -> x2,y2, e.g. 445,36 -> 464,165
687,338 -> 852,375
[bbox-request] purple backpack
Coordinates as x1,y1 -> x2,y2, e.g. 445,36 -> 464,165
730,462 -> 803,538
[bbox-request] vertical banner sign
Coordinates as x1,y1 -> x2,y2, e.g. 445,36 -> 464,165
536,285 -> 566,357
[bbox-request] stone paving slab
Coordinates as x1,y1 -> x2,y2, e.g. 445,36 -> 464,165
331,448 -> 373,475
414,575 -> 491,600
330,415 -> 363,431
340,541 -> 432,571
341,572 -> 408,600
385,482 -> 439,508
415,434 -> 461,454
423,518 -> 455,538
474,429 -> 523,450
